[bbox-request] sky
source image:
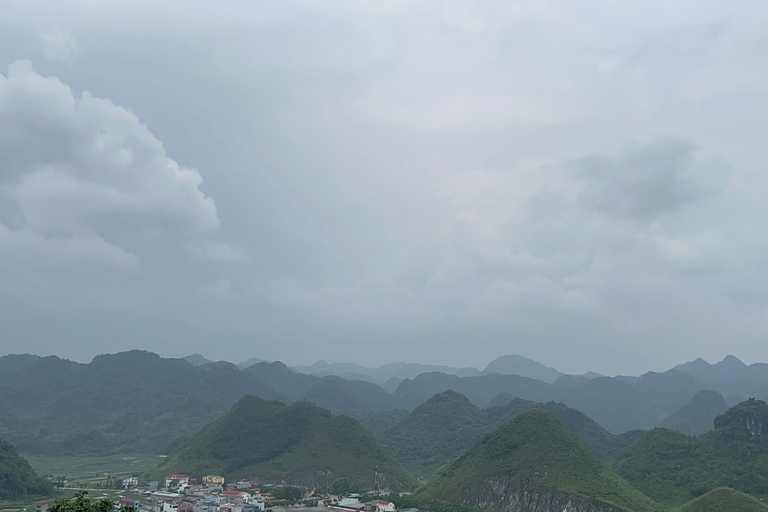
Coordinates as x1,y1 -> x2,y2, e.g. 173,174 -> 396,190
2,1 -> 768,375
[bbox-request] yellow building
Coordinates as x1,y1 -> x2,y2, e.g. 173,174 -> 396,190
203,475 -> 225,485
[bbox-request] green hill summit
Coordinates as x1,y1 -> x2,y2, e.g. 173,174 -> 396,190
678,487 -> 768,512
416,409 -> 662,512
156,395 -> 418,492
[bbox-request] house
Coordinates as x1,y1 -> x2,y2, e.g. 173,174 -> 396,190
235,480 -> 251,490
163,503 -> 180,512
149,481 -> 159,492
185,485 -> 206,497
152,491 -> 184,502
119,499 -> 140,511
203,475 -> 225,486
375,501 -> 395,512
327,504 -> 366,512
37,500 -> 50,512
124,476 -> 139,489
166,475 -> 190,487
222,490 -> 250,503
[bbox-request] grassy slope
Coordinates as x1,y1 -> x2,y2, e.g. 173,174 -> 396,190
678,487 -> 768,512
417,409 -> 662,512
157,396 -> 418,492
612,399 -> 768,508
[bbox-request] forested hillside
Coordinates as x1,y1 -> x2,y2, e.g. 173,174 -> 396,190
612,399 -> 768,508
0,438 -> 53,499
156,395 -> 418,492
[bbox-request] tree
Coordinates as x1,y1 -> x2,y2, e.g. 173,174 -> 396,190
49,491 -> 114,512
332,477 -> 352,495
284,487 -> 303,502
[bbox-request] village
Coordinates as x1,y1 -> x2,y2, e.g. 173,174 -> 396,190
37,474 -> 417,512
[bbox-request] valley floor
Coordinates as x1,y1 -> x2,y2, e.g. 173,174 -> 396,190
24,453 -> 165,480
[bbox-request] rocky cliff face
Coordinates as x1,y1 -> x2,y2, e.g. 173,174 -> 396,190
714,398 -> 768,445
458,478 -> 629,512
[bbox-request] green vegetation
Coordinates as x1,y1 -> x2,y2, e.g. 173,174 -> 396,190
332,477 -> 352,494
612,399 -> 768,508
660,391 -> 728,436
0,352 -> 407,457
678,487 -> 768,512
0,438 -> 53,499
49,491 -> 113,512
416,409 -> 663,512
379,390 -> 640,477
25,453 -> 162,480
156,395 -> 419,492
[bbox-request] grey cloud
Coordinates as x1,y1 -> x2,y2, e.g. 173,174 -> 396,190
575,138 -> 715,222
40,31 -> 78,64
2,2 -> 768,374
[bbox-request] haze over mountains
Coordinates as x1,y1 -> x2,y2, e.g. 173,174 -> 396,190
2,350 -> 766,460
4,348 -> 768,512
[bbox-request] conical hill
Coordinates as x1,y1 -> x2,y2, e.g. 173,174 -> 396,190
416,409 -> 661,512
678,487 -> 768,512
157,395 -> 418,492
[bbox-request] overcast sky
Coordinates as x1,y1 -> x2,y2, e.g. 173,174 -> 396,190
2,1 -> 768,375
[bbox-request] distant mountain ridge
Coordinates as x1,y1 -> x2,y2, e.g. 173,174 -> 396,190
482,355 -> 564,383
660,390 -> 728,436
292,360 -> 482,384
674,355 -> 768,403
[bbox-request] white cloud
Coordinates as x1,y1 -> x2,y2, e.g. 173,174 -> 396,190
0,60 -> 220,269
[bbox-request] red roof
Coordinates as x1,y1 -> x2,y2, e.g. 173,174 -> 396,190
222,490 -> 246,496
377,501 -> 392,505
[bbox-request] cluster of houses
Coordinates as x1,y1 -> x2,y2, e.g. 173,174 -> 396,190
113,474 -> 269,512
57,474 -> 409,512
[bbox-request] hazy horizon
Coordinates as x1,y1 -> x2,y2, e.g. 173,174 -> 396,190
0,347 -> 754,379
3,2 -> 768,376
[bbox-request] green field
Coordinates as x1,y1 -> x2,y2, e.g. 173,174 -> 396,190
24,453 -> 164,480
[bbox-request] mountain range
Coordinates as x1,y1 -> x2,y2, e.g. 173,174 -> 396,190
3,350 -> 768,460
